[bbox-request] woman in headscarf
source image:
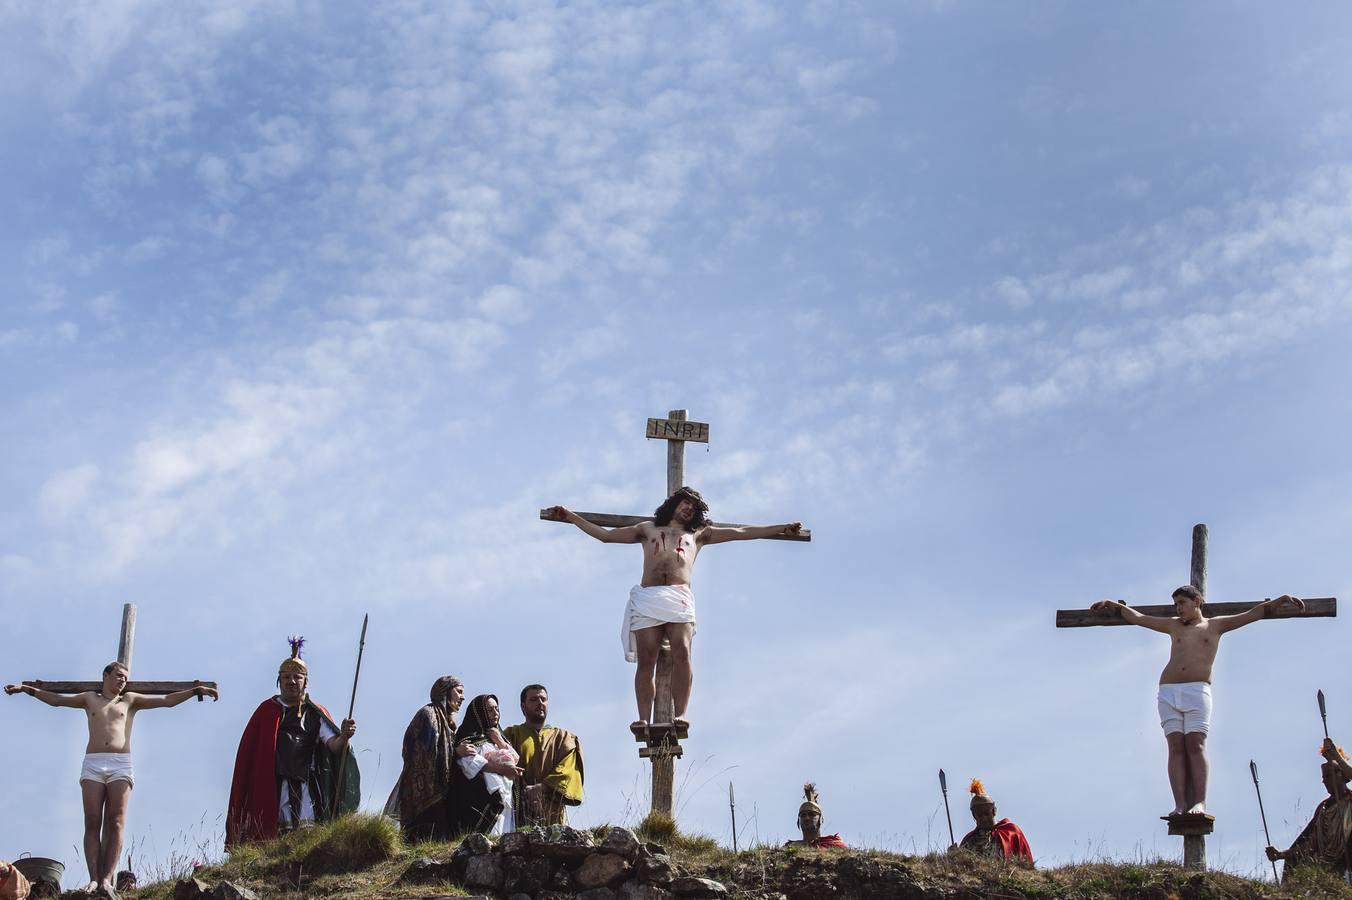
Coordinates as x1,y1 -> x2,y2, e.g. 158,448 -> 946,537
391,675 -> 474,840
448,694 -> 523,835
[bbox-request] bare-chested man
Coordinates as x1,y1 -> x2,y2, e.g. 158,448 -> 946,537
1089,587 -> 1302,817
5,662 -> 218,896
545,486 -> 800,730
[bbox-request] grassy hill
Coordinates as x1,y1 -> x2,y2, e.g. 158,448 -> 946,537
118,813 -> 1352,900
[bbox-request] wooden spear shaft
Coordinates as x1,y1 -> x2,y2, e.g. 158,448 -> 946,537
939,769 -> 955,847
331,614 -> 368,818
1249,760 -> 1280,882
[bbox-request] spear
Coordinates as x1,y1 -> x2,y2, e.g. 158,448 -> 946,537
1249,760 -> 1280,882
331,614 -> 369,818
939,769 -> 955,848
729,782 -> 738,853
1318,689 -> 1329,740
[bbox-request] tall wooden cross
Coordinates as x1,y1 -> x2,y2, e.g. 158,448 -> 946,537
22,603 -> 218,698
1056,523 -> 1337,870
540,408 -> 810,817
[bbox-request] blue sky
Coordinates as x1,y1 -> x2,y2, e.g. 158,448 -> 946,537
3,0 -> 1352,884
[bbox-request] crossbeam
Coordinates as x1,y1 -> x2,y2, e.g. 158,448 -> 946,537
1056,597 -> 1336,628
23,680 -> 218,696
537,510 -> 812,542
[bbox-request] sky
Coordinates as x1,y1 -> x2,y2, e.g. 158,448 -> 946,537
3,0 -> 1352,887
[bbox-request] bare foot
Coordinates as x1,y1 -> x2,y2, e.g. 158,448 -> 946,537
629,720 -> 649,733
1163,808 -> 1184,818
81,881 -> 99,894
673,716 -> 690,729
1186,802 -> 1206,815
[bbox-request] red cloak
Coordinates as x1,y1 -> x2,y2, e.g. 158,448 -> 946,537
810,834 -> 848,849
962,819 -> 1033,863
226,697 -> 358,849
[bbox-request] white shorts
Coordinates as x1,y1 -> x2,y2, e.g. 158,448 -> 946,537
1158,682 -> 1212,735
79,752 -> 134,788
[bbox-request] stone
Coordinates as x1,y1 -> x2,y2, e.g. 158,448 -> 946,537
172,878 -> 211,900
209,882 -> 260,900
574,852 -> 633,889
509,895 -> 534,900
635,854 -> 675,885
601,826 -> 642,859
670,876 -> 728,897
577,888 -> 619,900
400,856 -> 457,884
499,830 -> 533,855
642,842 -> 668,857
464,854 -> 505,892
548,864 -> 575,892
461,832 -> 495,855
538,824 -> 596,862
506,855 -> 554,894
620,882 -> 676,900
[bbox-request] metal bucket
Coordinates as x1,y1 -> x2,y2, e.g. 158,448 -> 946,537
12,855 -> 64,888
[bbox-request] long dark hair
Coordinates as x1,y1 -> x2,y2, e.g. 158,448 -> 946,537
653,486 -> 711,532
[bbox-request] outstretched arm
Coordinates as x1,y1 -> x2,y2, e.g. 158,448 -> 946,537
543,506 -> 643,543
4,682 -> 87,708
1089,599 -> 1176,634
1322,738 -> 1352,782
131,683 -> 219,709
699,522 -> 802,545
1212,595 -> 1304,634
325,718 -> 357,754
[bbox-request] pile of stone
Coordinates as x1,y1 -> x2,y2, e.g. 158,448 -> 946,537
401,825 -> 729,900
170,876 -> 259,899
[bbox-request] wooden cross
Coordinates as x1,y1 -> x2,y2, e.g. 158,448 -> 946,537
540,408 -> 810,817
1056,523 -> 1337,870
22,603 -> 218,698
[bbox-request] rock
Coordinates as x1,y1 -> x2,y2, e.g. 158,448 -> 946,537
504,855 -> 554,895
537,824 -> 596,862
577,888 -> 619,900
642,841 -> 668,857
635,853 -> 675,885
400,856 -> 456,884
464,854 -> 505,892
499,830 -> 533,855
620,882 -> 676,900
209,882 -> 260,900
601,826 -> 642,859
509,894 -> 534,900
537,893 -> 572,900
574,852 -> 633,889
461,832 -> 495,855
548,864 -> 575,892
670,876 -> 728,897
173,878 -> 211,899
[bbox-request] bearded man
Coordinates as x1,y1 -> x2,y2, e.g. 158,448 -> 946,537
226,637 -> 358,848
1267,739 -> 1352,883
954,780 -> 1033,865
502,684 -> 584,826
783,783 -> 846,849
545,487 -> 800,729
391,675 -> 476,840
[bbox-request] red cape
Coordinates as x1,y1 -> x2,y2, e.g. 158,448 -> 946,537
226,697 -> 350,849
811,834 -> 847,849
962,819 -> 1032,863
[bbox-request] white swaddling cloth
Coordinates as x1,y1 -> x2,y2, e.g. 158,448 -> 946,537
622,584 -> 697,662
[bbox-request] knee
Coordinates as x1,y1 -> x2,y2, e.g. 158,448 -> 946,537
669,641 -> 692,663
1165,733 -> 1185,751
635,652 -> 658,671
1184,733 -> 1208,753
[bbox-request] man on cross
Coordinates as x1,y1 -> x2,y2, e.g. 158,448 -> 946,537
1089,587 -> 1303,817
545,486 -> 800,730
5,663 -> 218,896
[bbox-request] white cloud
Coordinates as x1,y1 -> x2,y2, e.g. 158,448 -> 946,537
38,464 -> 99,520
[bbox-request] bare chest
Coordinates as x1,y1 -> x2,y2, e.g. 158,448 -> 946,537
1171,624 -> 1219,660
88,696 -> 132,730
643,528 -> 696,563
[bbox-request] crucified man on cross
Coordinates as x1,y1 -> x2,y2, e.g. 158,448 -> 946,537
6,662 -> 218,896
1088,587 -> 1303,817
545,486 -> 800,731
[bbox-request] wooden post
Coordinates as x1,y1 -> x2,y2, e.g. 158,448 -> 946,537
1190,524 -> 1207,596
1167,813 -> 1214,870
118,603 -> 136,669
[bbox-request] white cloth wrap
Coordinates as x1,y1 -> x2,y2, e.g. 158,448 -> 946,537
622,584 -> 697,662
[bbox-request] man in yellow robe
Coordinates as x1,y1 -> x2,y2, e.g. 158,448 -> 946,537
503,684 -> 584,826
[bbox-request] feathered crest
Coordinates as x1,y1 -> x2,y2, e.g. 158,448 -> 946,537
1320,743 -> 1349,761
969,778 -> 985,796
287,635 -> 305,659
803,783 -> 819,805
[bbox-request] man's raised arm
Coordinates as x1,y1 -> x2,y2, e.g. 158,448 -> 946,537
131,683 -> 220,710
1089,599 -> 1176,633
699,522 -> 802,545
1212,595 -> 1304,634
4,682 -> 87,708
543,506 -> 643,543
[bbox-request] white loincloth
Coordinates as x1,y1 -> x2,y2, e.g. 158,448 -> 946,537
622,584 -> 697,663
